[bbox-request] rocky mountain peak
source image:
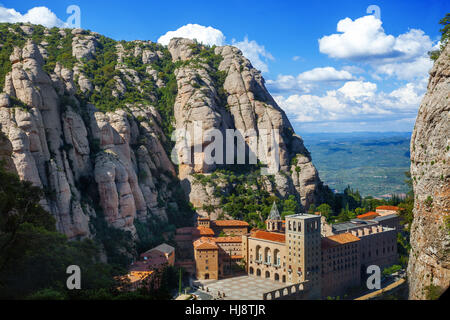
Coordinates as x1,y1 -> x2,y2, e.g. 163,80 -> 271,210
0,23 -> 325,261
407,42 -> 450,299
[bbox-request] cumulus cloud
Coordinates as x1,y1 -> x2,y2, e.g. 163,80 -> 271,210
157,23 -> 226,46
318,15 -> 435,81
298,67 -> 355,82
0,6 -> 67,28
319,15 -> 397,61
232,36 -> 274,73
274,79 -> 426,127
337,81 -> 376,99
267,67 -> 355,93
157,25 -> 273,73
374,55 -> 433,80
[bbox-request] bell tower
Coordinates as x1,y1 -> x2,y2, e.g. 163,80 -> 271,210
266,202 -> 283,232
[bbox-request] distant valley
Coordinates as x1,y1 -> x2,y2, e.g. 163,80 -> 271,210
302,132 -> 411,198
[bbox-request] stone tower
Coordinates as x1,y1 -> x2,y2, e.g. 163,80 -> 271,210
285,213 -> 322,299
266,202 -> 283,232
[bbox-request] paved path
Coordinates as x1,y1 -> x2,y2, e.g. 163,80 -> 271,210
196,275 -> 290,300
355,278 -> 406,300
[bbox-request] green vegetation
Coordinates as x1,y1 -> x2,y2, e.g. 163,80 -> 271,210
429,13 -> 450,61
0,24 -> 26,90
424,283 -> 444,300
314,171 -> 414,267
382,264 -> 402,276
424,195 -> 433,208
193,168 -> 300,228
42,27 -> 78,73
0,162 -> 116,299
0,161 -> 183,300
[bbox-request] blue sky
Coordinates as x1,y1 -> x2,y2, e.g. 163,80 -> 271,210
1,0 -> 449,133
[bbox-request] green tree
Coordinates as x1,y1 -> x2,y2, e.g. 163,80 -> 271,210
429,13 -> 450,61
316,203 -> 332,220
0,163 -> 118,299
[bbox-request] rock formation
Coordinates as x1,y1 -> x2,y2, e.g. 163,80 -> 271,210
0,24 -> 324,249
407,42 -> 450,299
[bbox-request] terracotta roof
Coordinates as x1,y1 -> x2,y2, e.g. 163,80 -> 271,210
376,206 -> 400,211
212,220 -> 249,227
214,236 -> 242,243
127,271 -> 154,283
195,242 -> 218,250
357,211 -> 380,219
250,230 -> 285,243
322,233 -> 360,250
198,217 -> 210,221
194,226 -> 215,236
231,255 -> 243,259
193,237 -> 218,250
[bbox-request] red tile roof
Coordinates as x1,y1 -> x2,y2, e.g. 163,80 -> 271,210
322,233 -> 360,250
250,230 -> 285,243
357,211 -> 380,219
376,206 -> 400,211
213,236 -> 242,243
193,226 -> 215,236
212,220 -> 249,227
193,237 -> 219,250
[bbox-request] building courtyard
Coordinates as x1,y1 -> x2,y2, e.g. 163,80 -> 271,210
195,275 -> 294,300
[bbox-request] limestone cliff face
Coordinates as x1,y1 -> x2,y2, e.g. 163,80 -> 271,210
0,29 -> 177,240
0,24 -> 324,241
407,42 -> 450,299
169,38 -> 323,216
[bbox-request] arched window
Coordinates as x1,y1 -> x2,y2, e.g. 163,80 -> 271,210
256,246 -> 262,262
274,249 -> 281,266
264,247 -> 271,264
265,271 -> 270,278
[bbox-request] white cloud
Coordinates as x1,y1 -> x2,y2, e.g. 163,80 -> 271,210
337,81 -> 377,99
319,15 -> 397,61
374,55 -> 433,80
267,67 -> 355,93
274,79 -> 426,127
298,67 -> 355,82
232,36 -> 274,73
0,6 -> 67,28
157,23 -> 226,46
157,25 -> 273,73
318,15 -> 435,81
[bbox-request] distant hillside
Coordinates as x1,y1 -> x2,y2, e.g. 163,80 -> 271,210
302,132 -> 411,197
